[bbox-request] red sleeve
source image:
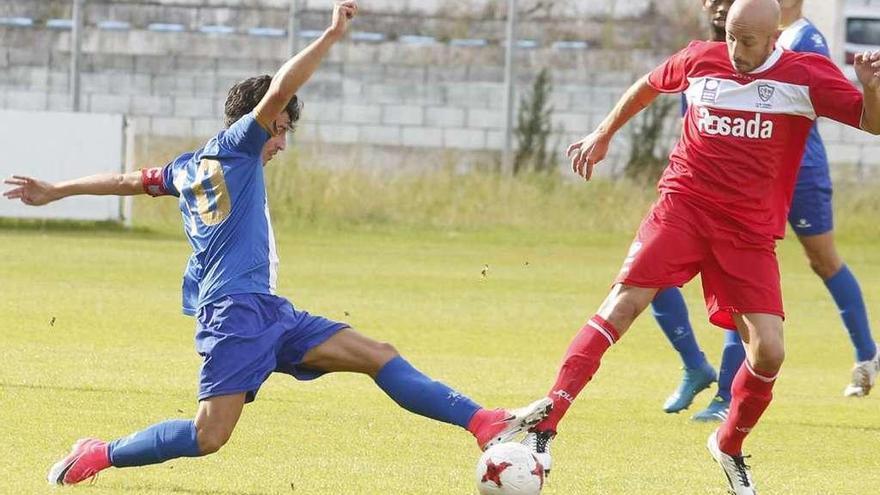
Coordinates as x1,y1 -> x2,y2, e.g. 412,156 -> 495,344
808,55 -> 864,128
647,41 -> 700,94
141,167 -> 169,197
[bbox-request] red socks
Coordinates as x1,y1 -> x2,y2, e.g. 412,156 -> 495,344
718,361 -> 778,456
535,315 -> 620,433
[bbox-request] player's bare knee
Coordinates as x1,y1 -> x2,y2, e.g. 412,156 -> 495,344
803,243 -> 842,279
753,341 -> 785,372
808,257 -> 841,280
371,341 -> 399,368
377,341 -> 398,357
195,423 -> 234,455
196,428 -> 232,455
604,295 -> 647,331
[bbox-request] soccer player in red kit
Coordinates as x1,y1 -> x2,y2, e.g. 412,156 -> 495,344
520,0 -> 880,493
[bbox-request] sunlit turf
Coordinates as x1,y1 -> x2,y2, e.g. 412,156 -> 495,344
1,222 -> 879,494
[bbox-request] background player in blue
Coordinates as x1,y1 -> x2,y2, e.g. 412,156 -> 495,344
3,2 -> 551,486
653,0 -> 880,423
778,0 -> 879,397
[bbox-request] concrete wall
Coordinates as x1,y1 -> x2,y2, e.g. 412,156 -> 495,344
804,0 -> 845,63
0,0 -> 670,46
0,15 -> 669,174
1,0 -> 878,176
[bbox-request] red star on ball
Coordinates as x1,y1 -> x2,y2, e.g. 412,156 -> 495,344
481,460 -> 513,487
531,457 -> 545,489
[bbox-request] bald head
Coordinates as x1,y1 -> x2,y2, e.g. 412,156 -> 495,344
724,0 -> 781,73
728,0 -> 780,35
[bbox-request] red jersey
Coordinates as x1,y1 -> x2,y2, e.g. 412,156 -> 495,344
647,41 -> 864,240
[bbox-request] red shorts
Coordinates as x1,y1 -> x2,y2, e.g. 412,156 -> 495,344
615,194 -> 784,329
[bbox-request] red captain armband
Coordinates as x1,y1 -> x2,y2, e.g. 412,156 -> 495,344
141,167 -> 169,197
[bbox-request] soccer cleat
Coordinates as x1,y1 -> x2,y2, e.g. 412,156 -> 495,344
522,429 -> 555,476
47,438 -> 111,486
663,362 -> 717,413
707,430 -> 757,495
474,398 -> 553,451
692,395 -> 731,423
843,352 -> 880,397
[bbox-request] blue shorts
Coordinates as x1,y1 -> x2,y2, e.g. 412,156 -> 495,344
788,166 -> 833,237
194,293 -> 348,403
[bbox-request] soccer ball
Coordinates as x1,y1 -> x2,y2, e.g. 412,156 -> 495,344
475,442 -> 544,495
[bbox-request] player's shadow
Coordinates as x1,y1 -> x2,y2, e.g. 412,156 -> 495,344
784,420 -> 880,433
93,485 -> 271,495
0,218 -> 180,240
0,381 -> 175,397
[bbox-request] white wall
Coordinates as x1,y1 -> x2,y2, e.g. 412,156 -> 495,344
0,110 -> 126,222
804,0 -> 846,63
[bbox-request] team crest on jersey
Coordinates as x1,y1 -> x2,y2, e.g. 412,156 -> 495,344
701,78 -> 721,103
757,84 -> 775,103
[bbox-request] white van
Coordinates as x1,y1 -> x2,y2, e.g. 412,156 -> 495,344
844,5 -> 880,80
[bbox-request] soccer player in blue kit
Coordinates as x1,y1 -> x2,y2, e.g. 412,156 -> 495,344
655,0 -> 880,423
3,1 -> 550,486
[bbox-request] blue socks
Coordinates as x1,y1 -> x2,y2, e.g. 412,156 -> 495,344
825,265 -> 877,362
108,419 -> 201,468
375,356 -> 481,429
106,356 -> 485,470
653,288 -> 744,402
717,330 -> 745,402
652,288 -> 708,370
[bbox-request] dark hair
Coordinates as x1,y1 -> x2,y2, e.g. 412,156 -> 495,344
223,74 -> 302,128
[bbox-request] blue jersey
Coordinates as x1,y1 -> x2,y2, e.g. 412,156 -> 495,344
778,18 -> 832,178
155,113 -> 278,315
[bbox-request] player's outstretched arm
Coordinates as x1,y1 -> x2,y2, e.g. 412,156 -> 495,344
567,74 -> 660,180
2,172 -> 144,206
254,1 -> 357,132
855,49 -> 880,134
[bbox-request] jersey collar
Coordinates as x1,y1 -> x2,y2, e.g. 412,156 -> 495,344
748,45 -> 784,74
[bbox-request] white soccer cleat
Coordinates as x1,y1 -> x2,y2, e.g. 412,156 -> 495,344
707,429 -> 757,495
522,430 -> 555,476
843,352 -> 880,397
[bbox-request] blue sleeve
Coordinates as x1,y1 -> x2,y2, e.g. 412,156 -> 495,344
160,152 -> 195,197
160,165 -> 178,197
218,112 -> 270,157
680,93 -> 688,117
793,27 -> 831,58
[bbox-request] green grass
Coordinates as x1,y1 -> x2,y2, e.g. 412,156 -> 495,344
1,216 -> 879,494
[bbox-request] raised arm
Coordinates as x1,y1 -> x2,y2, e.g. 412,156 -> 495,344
567,75 -> 660,180
3,172 -> 144,206
855,49 -> 880,134
253,1 -> 357,133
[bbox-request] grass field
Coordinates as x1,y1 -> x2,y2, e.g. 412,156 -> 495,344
2,174 -> 879,494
